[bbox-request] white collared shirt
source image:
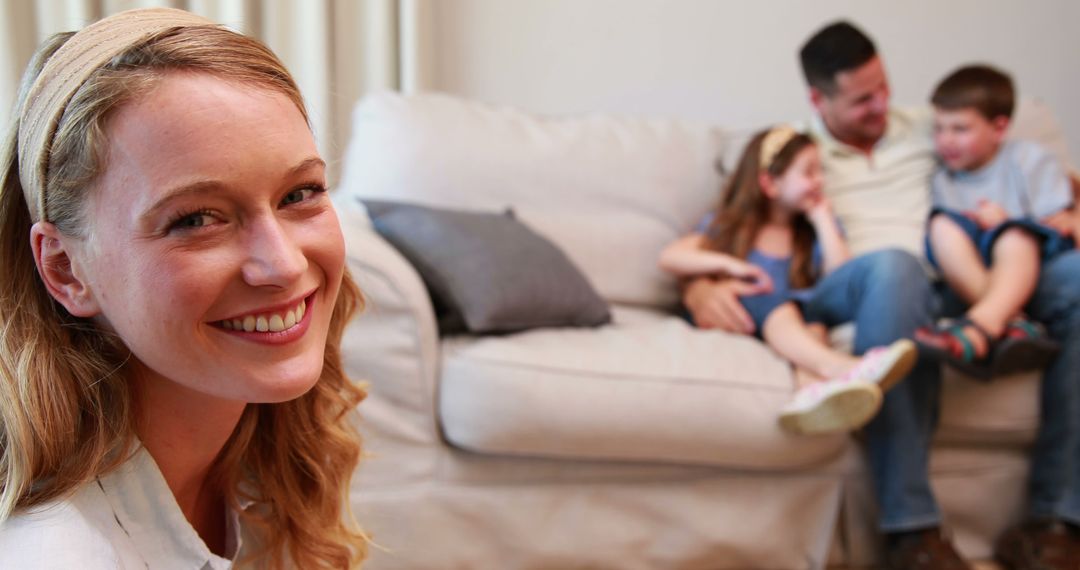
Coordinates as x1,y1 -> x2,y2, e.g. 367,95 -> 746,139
799,106 -> 937,259
0,446 -> 250,569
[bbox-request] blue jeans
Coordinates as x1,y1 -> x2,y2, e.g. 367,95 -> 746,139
804,248 -> 1080,531
800,249 -> 942,531
1009,249 -> 1080,523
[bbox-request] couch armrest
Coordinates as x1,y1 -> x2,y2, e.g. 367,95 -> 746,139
336,197 -> 443,449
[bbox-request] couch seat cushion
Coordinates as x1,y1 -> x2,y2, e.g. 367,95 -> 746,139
439,309 -> 1041,469
937,368 -> 1039,445
438,306 -> 850,470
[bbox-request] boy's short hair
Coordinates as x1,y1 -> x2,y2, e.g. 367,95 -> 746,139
931,65 -> 1015,120
799,21 -> 877,95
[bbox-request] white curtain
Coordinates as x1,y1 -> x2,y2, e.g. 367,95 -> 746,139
0,0 -> 435,184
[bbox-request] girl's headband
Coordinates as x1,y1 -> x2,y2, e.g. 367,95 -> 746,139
759,126 -> 800,171
16,8 -> 218,223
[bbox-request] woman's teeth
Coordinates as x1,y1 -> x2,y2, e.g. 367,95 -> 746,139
220,299 -> 306,332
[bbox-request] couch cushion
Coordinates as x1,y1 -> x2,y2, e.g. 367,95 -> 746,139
439,312 -> 1040,469
363,199 -> 611,333
936,368 -> 1039,445
338,92 -> 728,309
438,305 -> 850,469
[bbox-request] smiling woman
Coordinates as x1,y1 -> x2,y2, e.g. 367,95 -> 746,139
0,8 -> 366,569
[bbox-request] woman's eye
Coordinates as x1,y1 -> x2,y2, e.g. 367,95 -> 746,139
169,210 -> 218,231
281,187 -> 318,206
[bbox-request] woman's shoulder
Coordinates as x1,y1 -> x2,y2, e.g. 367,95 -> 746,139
0,484 -> 137,568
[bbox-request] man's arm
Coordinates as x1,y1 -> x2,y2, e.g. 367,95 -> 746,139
1035,162 -> 1080,236
1040,176 -> 1080,237
681,276 -> 761,335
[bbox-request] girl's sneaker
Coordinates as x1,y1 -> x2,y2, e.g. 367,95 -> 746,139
844,339 -> 918,393
778,379 -> 882,435
778,340 -> 916,435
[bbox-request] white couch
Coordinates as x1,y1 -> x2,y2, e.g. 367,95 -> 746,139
338,92 -> 1057,569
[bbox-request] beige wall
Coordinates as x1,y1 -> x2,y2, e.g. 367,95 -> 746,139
426,0 -> 1080,161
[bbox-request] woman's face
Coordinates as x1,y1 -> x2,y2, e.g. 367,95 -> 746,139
69,72 -> 344,404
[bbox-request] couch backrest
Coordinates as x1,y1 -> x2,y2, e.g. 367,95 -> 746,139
337,92 -> 728,309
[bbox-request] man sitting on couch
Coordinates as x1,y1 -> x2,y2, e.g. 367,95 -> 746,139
682,20 -> 1080,570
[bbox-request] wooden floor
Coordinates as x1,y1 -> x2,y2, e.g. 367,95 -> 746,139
832,562 -> 1000,569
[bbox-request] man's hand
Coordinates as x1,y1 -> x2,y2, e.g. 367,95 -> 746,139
682,276 -> 764,335
966,199 -> 1008,230
1041,209 -> 1076,237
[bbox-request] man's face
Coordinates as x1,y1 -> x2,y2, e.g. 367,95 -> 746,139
811,56 -> 891,150
933,107 -> 1008,172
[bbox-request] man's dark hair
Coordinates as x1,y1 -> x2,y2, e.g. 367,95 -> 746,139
799,21 -> 877,95
931,65 -> 1015,121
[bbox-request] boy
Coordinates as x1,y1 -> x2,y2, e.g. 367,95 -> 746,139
916,64 -> 1072,378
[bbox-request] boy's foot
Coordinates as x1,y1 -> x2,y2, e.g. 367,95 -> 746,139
994,318 -> 1060,377
845,339 -> 918,393
916,316 -> 1059,380
915,317 -> 995,379
778,378 -> 882,435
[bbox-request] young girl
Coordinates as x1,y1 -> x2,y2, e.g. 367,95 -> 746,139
660,126 -> 916,435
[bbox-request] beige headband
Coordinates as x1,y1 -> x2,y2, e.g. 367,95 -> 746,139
759,125 -> 800,170
16,7 -> 218,223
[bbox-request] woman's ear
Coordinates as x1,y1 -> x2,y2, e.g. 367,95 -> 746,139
30,222 -> 100,317
758,171 -> 778,199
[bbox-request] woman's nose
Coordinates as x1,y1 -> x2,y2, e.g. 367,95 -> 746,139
241,216 -> 307,287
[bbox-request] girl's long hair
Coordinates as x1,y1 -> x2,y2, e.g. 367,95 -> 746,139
0,26 -> 366,569
703,129 -> 819,289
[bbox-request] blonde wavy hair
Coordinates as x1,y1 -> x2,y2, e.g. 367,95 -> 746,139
0,26 -> 367,569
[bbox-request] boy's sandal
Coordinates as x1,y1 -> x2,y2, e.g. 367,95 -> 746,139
914,317 -> 994,379
993,318 -> 1060,376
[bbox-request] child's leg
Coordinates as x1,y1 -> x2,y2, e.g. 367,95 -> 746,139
762,302 -> 859,380
805,322 -> 829,343
771,306 -> 917,434
921,223 -> 1041,362
966,226 -> 1041,338
768,304 -> 918,391
791,323 -> 829,390
928,214 -> 989,304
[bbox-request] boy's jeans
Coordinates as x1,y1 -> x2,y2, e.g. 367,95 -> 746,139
800,248 -> 1080,530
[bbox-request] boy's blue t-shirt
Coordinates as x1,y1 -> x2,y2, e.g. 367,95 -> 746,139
931,139 -> 1073,219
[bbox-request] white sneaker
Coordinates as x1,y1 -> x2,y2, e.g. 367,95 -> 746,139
778,378 -> 883,435
843,339 -> 918,393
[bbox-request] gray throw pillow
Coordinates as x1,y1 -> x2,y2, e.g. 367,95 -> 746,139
363,199 -> 611,334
